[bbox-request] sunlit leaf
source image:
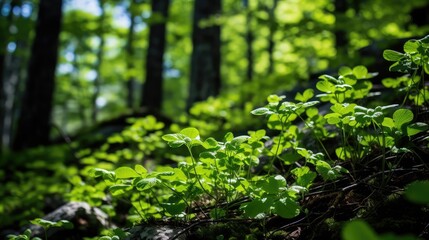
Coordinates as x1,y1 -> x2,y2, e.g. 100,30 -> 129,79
180,127 -> 200,139
383,50 -> 404,61
115,167 -> 139,179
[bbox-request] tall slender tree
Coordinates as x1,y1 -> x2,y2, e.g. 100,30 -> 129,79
126,0 -> 137,110
266,0 -> 278,75
244,0 -> 254,82
0,0 -> 19,152
13,0 -> 63,150
187,0 -> 221,110
91,0 -> 106,122
334,0 -> 348,55
141,0 -> 170,111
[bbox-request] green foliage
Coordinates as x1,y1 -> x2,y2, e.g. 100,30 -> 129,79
7,229 -> 42,240
405,181 -> 429,204
383,35 -> 429,106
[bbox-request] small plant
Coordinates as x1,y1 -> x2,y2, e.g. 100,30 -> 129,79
7,219 -> 73,240
383,35 -> 429,106
7,229 -> 41,240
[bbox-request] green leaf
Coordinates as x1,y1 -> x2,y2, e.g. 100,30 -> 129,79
291,166 -> 316,189
161,202 -> 186,215
134,164 -> 147,175
404,40 -> 419,53
115,167 -> 140,179
109,184 -> 132,196
267,94 -> 285,103
180,127 -> 200,139
251,107 -> 273,116
407,122 -> 429,136
203,137 -> 218,149
335,147 -> 353,161
342,220 -> 378,240
162,134 -> 179,142
383,50 -> 404,61
274,197 -> 300,218
168,140 -> 186,148
353,65 -> 368,79
393,109 -> 413,129
405,181 -> 429,204
316,80 -> 335,93
382,117 -> 395,129
30,218 -> 56,228
295,89 -> 314,102
224,132 -> 234,141
262,175 -> 286,194
339,66 -> 353,76
241,197 -> 274,219
135,178 -> 160,191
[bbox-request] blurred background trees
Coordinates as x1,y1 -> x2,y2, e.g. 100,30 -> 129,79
0,0 -> 428,151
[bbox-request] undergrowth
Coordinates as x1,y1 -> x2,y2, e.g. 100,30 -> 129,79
3,35 -> 429,240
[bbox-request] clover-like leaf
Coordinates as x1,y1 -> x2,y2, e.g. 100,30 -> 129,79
134,164 -> 147,175
251,107 -> 273,116
162,134 -> 179,142
135,177 -> 160,191
342,220 -> 378,240
353,65 -> 368,79
383,49 -> 404,61
115,167 -> 140,179
109,184 -> 132,196
407,122 -> 429,136
180,127 -> 200,139
274,197 -> 300,219
404,40 -> 419,54
393,109 -> 413,129
295,89 -> 314,102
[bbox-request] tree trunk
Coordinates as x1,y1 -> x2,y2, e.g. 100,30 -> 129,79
13,0 -> 63,150
267,0 -> 278,75
334,0 -> 348,52
141,0 -> 170,111
126,0 -> 137,110
91,0 -> 106,123
187,0 -> 221,110
244,0 -> 253,82
0,0 -> 18,152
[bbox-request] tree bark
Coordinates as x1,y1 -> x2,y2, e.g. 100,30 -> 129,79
334,0 -> 348,52
13,0 -> 63,150
0,0 -> 18,152
126,0 -> 137,110
187,0 -> 221,110
91,0 -> 106,123
141,0 -> 170,111
244,0 -> 253,82
267,0 -> 278,75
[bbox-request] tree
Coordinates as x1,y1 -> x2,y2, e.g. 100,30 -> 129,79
125,0 -> 138,110
187,0 -> 221,110
0,0 -> 18,152
244,0 -> 253,82
13,0 -> 63,150
334,0 -> 348,55
266,0 -> 278,75
141,0 -> 170,111
91,0 -> 106,122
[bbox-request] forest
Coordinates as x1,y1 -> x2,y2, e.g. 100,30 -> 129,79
1,0 -> 429,239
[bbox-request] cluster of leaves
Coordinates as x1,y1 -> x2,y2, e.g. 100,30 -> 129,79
81,38 -> 429,240
5,36 -> 429,240
383,35 -> 429,105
